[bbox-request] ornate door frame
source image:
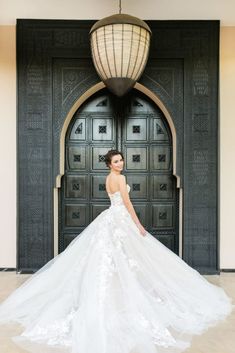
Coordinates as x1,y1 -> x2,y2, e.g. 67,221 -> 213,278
54,83 -> 182,257
17,20 -> 219,274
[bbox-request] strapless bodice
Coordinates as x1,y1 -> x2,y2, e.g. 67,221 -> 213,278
108,184 -> 130,206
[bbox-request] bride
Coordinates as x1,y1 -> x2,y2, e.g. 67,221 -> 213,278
0,149 -> 233,353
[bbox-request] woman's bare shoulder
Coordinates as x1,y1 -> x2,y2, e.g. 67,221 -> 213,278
106,173 -> 125,181
105,174 -> 126,193
112,174 -> 126,184
118,174 -> 126,183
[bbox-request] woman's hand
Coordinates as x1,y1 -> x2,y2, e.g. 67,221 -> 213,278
137,223 -> 147,236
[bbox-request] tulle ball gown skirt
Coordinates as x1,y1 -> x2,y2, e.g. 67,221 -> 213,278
0,189 -> 234,353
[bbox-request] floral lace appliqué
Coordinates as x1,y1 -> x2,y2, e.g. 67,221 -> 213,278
138,313 -> 177,347
21,307 -> 78,346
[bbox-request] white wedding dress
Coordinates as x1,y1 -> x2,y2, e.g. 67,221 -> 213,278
0,184 -> 234,353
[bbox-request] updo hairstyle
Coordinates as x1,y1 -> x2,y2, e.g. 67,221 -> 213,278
104,149 -> 124,168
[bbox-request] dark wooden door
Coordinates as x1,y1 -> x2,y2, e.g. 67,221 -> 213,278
59,89 -> 178,253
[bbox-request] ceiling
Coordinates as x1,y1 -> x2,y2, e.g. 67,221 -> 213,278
0,0 -> 235,26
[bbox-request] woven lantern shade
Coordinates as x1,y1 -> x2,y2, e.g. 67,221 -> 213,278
90,14 -> 151,96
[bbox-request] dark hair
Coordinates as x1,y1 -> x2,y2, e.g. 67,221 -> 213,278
104,149 -> 124,168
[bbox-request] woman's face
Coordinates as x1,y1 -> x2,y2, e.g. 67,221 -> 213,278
109,154 -> 124,172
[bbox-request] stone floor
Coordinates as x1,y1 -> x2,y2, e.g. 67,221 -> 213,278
0,272 -> 235,353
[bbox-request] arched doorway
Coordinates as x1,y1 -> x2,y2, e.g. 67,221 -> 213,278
59,89 -> 178,254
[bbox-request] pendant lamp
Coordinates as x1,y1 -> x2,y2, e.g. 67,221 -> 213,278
89,1 -> 152,96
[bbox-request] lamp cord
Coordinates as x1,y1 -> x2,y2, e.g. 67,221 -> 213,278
119,0 -> 122,14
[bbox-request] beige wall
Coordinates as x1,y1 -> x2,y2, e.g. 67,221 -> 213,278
220,27 -> 235,268
0,0 -> 235,25
0,26 -> 16,267
0,25 -> 234,269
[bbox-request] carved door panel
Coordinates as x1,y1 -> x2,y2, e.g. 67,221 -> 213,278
59,90 -> 178,254
121,93 -> 178,252
59,93 -> 115,251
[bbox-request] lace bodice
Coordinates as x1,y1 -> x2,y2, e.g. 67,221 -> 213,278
108,184 -> 130,206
